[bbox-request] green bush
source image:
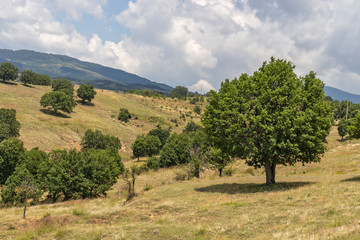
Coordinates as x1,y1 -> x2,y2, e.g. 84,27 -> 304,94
147,156 -> 161,170
118,108 -> 131,122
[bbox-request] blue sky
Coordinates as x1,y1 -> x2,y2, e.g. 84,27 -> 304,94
0,0 -> 360,94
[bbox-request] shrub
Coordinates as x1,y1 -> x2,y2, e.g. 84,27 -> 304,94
147,156 -> 161,170
118,108 -> 131,122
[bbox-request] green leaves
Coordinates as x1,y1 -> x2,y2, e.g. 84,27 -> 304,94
203,57 -> 332,181
76,84 -> 96,103
0,108 -> 20,142
0,62 -> 18,82
40,91 -> 74,113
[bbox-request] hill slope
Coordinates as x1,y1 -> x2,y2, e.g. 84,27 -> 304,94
0,82 -> 199,158
2,82 -> 360,239
0,49 -> 172,93
324,86 -> 360,103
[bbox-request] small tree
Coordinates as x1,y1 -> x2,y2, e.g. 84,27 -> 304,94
33,74 -> 51,86
76,84 -> 97,103
160,133 -> 191,167
337,118 -> 348,141
40,91 -> 73,114
0,62 -> 18,82
183,121 -> 202,133
20,70 -> 36,86
1,167 -> 42,219
0,108 -> 21,142
122,165 -> 145,200
209,148 -> 231,177
118,108 -> 132,122
194,105 -> 201,115
132,137 -> 146,161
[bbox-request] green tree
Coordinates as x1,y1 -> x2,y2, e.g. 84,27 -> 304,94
169,86 -> 188,100
183,121 -> 202,133
337,118 -> 348,141
348,113 -> 360,138
52,78 -> 74,95
147,126 -> 171,148
33,74 -> 51,86
160,133 -> 191,167
0,138 -> 26,185
203,57 -> 332,185
20,70 -> 36,85
1,167 -> 42,219
122,165 -> 146,200
40,91 -> 73,114
0,62 -> 18,82
81,129 -> 121,150
209,148 -> 231,177
132,137 -> 146,161
76,84 -> 97,103
194,105 -> 201,115
118,108 -> 132,122
0,108 -> 21,142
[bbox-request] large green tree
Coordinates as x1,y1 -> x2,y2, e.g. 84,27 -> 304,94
76,84 -> 97,103
0,62 -> 18,82
40,91 -> 74,114
203,57 -> 332,185
0,108 -> 21,142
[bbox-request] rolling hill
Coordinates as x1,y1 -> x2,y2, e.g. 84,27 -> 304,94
2,82 -> 360,239
0,49 -> 172,93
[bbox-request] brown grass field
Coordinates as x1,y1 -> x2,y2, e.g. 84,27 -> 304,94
1,82 -> 360,239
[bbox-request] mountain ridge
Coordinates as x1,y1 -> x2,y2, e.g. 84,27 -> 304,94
324,86 -> 360,103
0,49 -> 172,93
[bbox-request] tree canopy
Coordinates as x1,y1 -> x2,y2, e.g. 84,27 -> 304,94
40,91 -> 74,114
203,57 -> 332,185
169,86 -> 188,100
76,84 -> 97,103
81,129 -> 121,150
0,108 -> 21,143
0,62 -> 18,82
20,70 -> 37,85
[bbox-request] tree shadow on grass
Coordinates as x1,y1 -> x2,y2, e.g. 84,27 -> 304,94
341,176 -> 360,182
40,109 -> 71,118
0,81 -> 17,85
195,181 -> 315,194
76,100 -> 94,106
22,84 -> 35,88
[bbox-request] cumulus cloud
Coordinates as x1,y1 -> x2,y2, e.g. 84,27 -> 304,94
188,79 -> 215,94
1,0 -> 360,93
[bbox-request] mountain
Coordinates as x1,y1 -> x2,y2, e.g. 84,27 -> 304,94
0,49 -> 172,93
324,86 -> 360,103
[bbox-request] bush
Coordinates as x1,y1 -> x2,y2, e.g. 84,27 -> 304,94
147,156 -> 161,170
160,133 -> 191,167
174,170 -> 187,181
223,167 -> 235,176
118,108 -> 131,122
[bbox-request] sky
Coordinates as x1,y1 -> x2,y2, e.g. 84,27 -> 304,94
0,0 -> 359,94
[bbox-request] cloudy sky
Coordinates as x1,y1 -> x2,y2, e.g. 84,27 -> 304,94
0,0 -> 359,94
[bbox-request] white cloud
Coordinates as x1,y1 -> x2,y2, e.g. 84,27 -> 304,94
188,79 -> 215,94
56,0 -> 107,20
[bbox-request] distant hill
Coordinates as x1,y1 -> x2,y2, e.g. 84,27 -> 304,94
0,49 -> 172,93
324,86 -> 360,103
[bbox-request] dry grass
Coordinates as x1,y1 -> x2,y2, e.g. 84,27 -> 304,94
0,82 -> 202,159
2,83 -> 360,239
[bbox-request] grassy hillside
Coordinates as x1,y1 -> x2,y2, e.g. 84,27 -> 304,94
2,83 -> 360,239
0,82 -> 200,159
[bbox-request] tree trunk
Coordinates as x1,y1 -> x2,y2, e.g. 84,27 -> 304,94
264,160 -> 276,185
219,168 -> 223,177
23,199 -> 27,219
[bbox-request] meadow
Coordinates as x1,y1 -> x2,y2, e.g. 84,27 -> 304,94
1,83 -> 360,239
